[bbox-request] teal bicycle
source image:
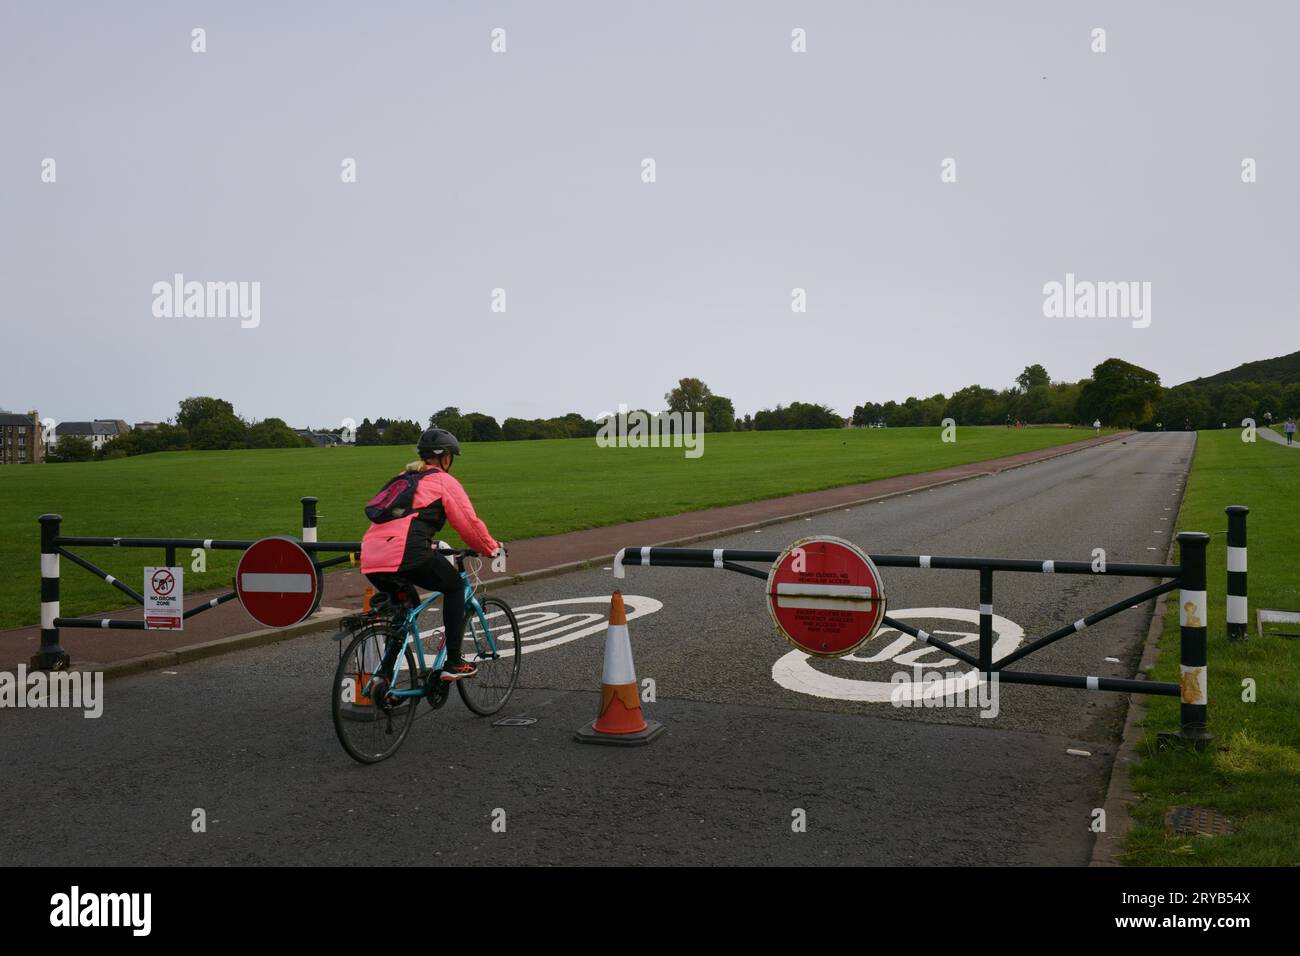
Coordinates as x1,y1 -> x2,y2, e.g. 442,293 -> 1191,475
331,549 -> 521,764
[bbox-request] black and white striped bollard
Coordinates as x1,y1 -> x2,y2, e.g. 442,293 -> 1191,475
1175,531 -> 1212,748
301,496 -> 318,544
1225,505 -> 1248,642
34,513 -> 70,671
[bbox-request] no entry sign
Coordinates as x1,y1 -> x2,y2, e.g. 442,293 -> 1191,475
765,536 -> 886,657
236,536 -> 320,628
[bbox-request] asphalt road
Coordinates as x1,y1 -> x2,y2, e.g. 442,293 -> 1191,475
0,431 -> 1194,866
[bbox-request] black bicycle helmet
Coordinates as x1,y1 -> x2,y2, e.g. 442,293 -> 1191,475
417,427 -> 461,459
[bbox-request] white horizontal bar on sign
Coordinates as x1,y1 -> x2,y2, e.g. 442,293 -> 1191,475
776,583 -> 874,599
240,573 -> 313,593
774,582 -> 874,611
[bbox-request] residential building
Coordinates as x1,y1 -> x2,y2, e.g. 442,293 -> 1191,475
0,410 -> 43,464
52,419 -> 131,451
295,429 -> 342,447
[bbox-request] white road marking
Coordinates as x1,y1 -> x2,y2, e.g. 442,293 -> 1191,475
403,595 -> 664,664
771,607 -> 1025,703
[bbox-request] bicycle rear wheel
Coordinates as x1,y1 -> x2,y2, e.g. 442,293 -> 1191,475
456,597 -> 522,716
332,622 -> 420,764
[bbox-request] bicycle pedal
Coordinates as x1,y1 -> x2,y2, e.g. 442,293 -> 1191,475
424,671 -> 450,709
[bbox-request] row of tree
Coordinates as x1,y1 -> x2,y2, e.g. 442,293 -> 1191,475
44,363 -> 1300,462
852,359 -> 1300,430
46,398 -> 314,461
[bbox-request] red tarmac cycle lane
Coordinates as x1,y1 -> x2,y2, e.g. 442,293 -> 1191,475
0,431 -> 1128,672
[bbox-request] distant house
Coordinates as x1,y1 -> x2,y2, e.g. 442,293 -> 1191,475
52,419 -> 130,451
0,410 -> 43,464
294,429 -> 342,447
134,421 -> 161,432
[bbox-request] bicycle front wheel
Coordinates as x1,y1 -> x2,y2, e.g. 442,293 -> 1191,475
456,597 -> 522,716
332,622 -> 420,764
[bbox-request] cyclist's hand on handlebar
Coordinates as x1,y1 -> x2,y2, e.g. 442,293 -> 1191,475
494,543 -> 509,558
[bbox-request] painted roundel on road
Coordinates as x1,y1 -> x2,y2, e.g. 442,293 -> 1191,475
766,536 -> 887,657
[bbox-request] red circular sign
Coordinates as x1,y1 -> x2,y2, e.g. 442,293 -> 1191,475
766,536 -> 886,657
236,536 -> 319,628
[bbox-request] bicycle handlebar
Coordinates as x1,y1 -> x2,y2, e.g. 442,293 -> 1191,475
436,545 -> 507,559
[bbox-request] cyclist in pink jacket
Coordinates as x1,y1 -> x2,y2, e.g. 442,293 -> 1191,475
361,427 -> 503,681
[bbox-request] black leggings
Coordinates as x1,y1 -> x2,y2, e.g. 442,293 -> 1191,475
366,554 -> 466,664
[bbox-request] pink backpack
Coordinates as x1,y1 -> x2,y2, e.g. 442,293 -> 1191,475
364,470 -> 429,523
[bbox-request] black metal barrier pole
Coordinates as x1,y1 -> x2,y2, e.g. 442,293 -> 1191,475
1225,505 -> 1248,642
617,544 -> 1198,708
302,496 -> 318,545
1173,531 -> 1213,748
55,548 -> 146,604
978,566 -> 993,679
34,513 -> 69,671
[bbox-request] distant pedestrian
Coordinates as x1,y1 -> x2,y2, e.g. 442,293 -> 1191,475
1093,419 -> 1101,434
1286,417 -> 1296,445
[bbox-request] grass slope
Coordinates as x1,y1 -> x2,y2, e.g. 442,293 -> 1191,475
1124,430 -> 1300,865
1181,349 -> 1300,387
0,426 -> 1101,630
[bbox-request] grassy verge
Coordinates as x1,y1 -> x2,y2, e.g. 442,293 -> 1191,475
1123,430 -> 1300,866
0,425 -> 1107,630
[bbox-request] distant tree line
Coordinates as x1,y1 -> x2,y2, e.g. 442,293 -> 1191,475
853,359 -> 1300,431
44,360 -> 1300,463
46,397 -> 314,461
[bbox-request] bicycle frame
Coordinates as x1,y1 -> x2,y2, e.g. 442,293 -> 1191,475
361,571 -> 501,702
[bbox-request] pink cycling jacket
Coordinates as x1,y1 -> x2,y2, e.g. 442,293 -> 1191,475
360,467 -> 500,573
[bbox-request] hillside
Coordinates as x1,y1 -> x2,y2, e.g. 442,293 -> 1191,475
1181,350 -> 1300,387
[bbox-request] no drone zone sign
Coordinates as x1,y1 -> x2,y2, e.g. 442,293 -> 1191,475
144,566 -> 184,630
765,536 -> 887,657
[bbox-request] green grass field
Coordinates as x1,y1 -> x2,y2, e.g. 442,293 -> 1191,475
1124,430 -> 1300,866
0,426 -> 1102,630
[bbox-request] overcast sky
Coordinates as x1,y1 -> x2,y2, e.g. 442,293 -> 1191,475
2,1 -> 1296,428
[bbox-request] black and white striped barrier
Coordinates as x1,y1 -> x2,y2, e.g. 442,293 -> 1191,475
1225,505 -> 1248,642
614,533 -> 1214,747
1176,532 -> 1211,745
302,496 -> 318,545
30,501 -> 362,671
35,513 -> 69,671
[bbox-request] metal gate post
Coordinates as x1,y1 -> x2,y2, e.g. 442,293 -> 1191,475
1225,506 -> 1248,642
302,496 -> 318,544
33,513 -> 70,671
979,566 -> 993,678
1174,532 -> 1212,747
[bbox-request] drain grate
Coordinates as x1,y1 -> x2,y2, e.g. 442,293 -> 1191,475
1165,806 -> 1234,836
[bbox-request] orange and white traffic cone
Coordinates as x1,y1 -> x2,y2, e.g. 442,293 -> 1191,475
574,591 -> 664,746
